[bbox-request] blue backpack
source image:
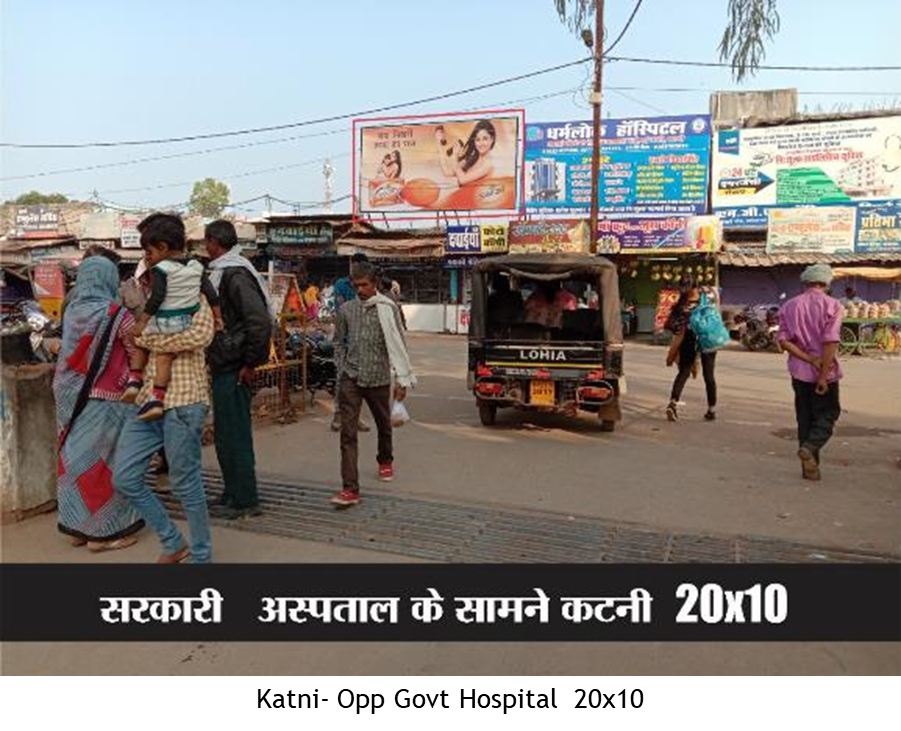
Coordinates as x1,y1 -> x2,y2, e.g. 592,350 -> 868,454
689,293 -> 730,352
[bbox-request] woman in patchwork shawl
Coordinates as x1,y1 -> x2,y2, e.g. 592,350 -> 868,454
54,257 -> 144,551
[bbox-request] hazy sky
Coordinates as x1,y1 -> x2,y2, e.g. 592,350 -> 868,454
2,0 -> 899,214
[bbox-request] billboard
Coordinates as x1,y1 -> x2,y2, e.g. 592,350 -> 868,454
766,207 -> 857,255
713,115 -> 901,227
445,224 -> 508,255
855,200 -> 901,253
14,206 -> 61,239
595,215 -> 723,255
508,219 -> 590,254
355,112 -> 522,216
523,115 -> 711,215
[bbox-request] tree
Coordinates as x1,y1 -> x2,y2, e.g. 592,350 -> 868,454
554,0 -> 780,81
7,191 -> 69,205
189,178 -> 230,218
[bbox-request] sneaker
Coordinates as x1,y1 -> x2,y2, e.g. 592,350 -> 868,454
666,402 -> 678,422
330,489 -> 361,508
704,409 -> 716,421
137,399 -> 164,422
798,447 -> 821,481
378,463 -> 394,482
122,379 -> 143,404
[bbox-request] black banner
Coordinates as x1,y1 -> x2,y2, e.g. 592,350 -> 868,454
1,564 -> 898,641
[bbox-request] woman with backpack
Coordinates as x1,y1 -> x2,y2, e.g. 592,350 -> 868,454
664,278 -> 728,423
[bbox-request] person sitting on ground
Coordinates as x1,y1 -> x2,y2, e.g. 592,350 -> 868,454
123,213 -> 223,422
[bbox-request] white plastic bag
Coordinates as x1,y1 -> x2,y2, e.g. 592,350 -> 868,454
391,400 -> 410,427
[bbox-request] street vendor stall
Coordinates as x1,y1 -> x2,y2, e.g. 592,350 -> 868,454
833,267 -> 901,355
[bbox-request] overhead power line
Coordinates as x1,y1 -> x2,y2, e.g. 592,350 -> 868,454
603,0 -> 644,55
606,55 -> 901,72
1,58 -> 592,150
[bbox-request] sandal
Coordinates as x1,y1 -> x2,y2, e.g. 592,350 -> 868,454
157,545 -> 191,564
87,535 -> 138,552
70,536 -> 88,547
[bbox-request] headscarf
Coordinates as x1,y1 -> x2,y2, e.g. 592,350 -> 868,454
800,263 -> 834,286
54,258 -> 126,432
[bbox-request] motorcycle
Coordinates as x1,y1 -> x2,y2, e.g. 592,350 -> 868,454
0,300 -> 61,364
734,304 -> 781,352
285,329 -> 337,402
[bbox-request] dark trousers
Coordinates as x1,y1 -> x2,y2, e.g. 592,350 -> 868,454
212,371 -> 259,508
671,345 -> 717,408
792,378 -> 841,459
339,376 -> 392,491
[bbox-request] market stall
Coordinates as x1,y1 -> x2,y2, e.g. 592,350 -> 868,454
833,267 -> 901,356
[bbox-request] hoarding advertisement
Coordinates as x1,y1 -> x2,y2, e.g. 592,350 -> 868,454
508,219 -> 590,254
766,207 -> 857,255
855,200 -> 901,253
595,215 -> 722,255
713,115 -> 901,227
355,113 -> 521,215
445,224 -> 508,255
524,115 -> 711,215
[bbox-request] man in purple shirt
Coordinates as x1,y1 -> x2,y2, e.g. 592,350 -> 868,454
777,264 -> 843,481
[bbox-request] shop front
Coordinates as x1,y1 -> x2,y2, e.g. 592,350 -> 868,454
596,216 -> 722,336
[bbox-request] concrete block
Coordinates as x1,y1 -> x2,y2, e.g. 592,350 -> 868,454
1,363 -> 57,522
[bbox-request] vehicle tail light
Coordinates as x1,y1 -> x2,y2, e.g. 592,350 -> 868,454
476,365 -> 492,377
579,386 -> 612,401
587,369 -> 606,380
475,381 -> 504,396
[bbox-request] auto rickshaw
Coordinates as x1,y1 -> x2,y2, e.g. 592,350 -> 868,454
467,253 -> 624,431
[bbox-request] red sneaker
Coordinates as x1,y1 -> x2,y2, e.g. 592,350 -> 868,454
330,489 -> 360,508
378,463 -> 394,482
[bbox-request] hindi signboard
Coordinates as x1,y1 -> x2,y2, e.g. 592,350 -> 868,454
766,206 -> 857,255
355,112 -> 522,215
855,200 -> 901,253
120,214 -> 142,249
713,115 -> 901,227
14,206 -> 61,239
267,222 -> 333,246
508,219 -> 590,254
595,216 -> 723,255
445,224 -> 508,255
524,115 -> 711,215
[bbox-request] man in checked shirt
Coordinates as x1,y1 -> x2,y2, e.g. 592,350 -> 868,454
113,215 -> 216,564
331,261 -> 414,507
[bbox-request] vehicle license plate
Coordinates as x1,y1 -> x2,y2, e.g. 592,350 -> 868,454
529,379 -> 555,406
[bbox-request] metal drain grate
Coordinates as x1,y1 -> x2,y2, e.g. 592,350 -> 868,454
156,472 -> 899,564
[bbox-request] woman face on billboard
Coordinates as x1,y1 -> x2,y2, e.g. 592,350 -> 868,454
438,119 -> 497,186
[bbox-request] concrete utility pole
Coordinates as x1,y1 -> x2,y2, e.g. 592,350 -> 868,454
588,0 -> 605,255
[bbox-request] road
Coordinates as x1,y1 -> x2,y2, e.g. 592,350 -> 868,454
3,334 -> 899,675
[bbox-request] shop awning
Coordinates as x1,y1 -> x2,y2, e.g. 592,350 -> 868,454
718,251 -> 901,267
337,235 -> 444,259
832,266 -> 901,282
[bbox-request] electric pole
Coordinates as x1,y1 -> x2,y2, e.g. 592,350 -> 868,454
588,0 -> 605,255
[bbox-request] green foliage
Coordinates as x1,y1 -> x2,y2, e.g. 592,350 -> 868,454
554,0 -> 780,81
719,0 -> 781,82
189,178 -> 230,219
8,191 -> 70,205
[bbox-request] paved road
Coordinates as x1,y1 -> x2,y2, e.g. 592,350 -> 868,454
238,334 -> 901,556
3,334 -> 899,675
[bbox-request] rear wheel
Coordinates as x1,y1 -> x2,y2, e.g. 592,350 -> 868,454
600,419 -> 616,432
478,401 -> 497,426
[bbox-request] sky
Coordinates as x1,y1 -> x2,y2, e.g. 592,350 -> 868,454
1,0 -> 899,216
